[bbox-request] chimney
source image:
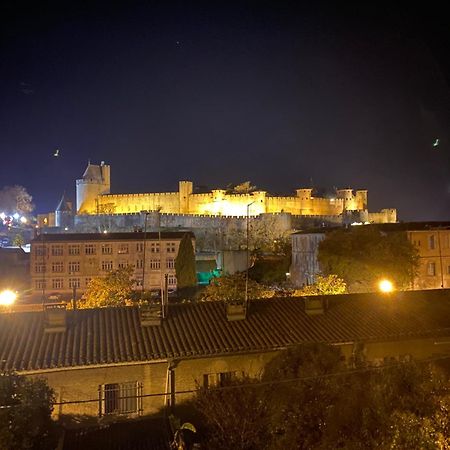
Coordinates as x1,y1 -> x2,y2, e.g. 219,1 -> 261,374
226,302 -> 246,321
44,303 -> 67,333
140,304 -> 162,327
303,297 -> 326,315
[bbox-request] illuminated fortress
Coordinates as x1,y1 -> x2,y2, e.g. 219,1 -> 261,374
75,161 -> 396,223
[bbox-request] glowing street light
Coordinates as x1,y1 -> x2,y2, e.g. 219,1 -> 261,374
378,279 -> 394,293
0,290 -> 17,306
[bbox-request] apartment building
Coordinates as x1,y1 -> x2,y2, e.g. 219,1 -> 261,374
30,231 -> 195,295
407,228 -> 450,289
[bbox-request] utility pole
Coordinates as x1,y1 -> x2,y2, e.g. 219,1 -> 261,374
245,201 -> 255,308
142,212 -> 149,294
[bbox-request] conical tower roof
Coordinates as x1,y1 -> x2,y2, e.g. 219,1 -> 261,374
55,192 -> 72,212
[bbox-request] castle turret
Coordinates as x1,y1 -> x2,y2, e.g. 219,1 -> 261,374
355,190 -> 368,210
179,181 -> 193,214
296,188 -> 313,214
336,188 -> 356,211
55,192 -> 73,228
76,161 -> 111,214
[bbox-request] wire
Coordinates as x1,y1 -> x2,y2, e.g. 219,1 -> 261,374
1,354 -> 449,409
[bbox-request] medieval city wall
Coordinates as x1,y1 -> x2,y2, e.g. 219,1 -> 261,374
98,192 -> 180,214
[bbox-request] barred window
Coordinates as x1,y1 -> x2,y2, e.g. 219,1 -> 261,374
85,244 -> 96,255
52,262 -> 64,273
99,382 -> 142,416
150,259 -> 160,269
35,263 -> 46,273
52,279 -> 64,289
51,245 -> 63,256
118,244 -> 129,254
68,244 -> 80,255
34,245 -> 46,256
68,261 -> 80,273
102,261 -> 113,271
69,278 -> 80,288
102,244 -> 112,255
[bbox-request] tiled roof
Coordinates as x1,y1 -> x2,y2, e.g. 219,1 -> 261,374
1,290 -> 449,372
292,221 -> 450,235
31,231 -> 195,243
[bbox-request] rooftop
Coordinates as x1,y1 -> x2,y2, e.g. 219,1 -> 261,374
31,231 -> 195,243
1,290 -> 449,373
292,221 -> 450,235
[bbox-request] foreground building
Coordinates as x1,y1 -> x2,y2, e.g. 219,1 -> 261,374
0,291 -> 449,419
30,231 -> 195,296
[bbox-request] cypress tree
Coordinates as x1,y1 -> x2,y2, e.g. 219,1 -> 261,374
175,233 -> 197,289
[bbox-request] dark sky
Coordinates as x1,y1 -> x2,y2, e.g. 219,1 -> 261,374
1,1 -> 450,220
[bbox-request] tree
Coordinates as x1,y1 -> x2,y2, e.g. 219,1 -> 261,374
78,266 -> 135,308
12,234 -> 24,248
0,185 -> 34,214
232,181 -> 256,194
199,273 -> 273,301
194,377 -> 270,450
0,372 -> 55,449
175,234 -> 197,290
297,274 -> 347,296
318,227 -> 419,292
191,343 -> 450,449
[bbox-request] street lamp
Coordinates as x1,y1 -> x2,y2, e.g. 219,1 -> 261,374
378,279 -> 394,293
245,201 -> 255,307
142,212 -> 150,295
0,289 -> 17,306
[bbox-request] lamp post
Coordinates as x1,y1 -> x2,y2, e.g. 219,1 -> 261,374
245,201 -> 255,307
142,212 -> 149,294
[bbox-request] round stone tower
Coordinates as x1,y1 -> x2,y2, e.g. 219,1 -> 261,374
76,161 -> 111,214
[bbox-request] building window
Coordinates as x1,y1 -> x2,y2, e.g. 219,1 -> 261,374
203,371 -> 241,388
68,261 -> 80,273
427,262 -> 436,276
166,258 -> 175,269
99,382 -> 142,416
69,278 -> 80,289
150,259 -> 160,269
34,245 -> 46,256
166,242 -> 176,253
52,262 -> 64,273
102,261 -> 113,271
136,259 -> 143,269
102,244 -> 112,255
85,277 -> 92,286
151,243 -> 160,253
34,263 -> 46,273
51,245 -> 63,256
85,244 -> 96,255
118,244 -> 129,254
136,242 -> 144,252
168,274 -> 177,286
68,244 -> 80,255
447,265 -> 450,275
35,279 -> 46,289
118,261 -> 128,269
428,235 -> 436,250
52,279 -> 63,289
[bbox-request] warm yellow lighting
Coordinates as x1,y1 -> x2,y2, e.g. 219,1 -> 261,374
378,279 -> 394,293
0,290 -> 17,306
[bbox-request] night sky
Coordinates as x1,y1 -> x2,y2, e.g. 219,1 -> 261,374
1,1 -> 450,220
